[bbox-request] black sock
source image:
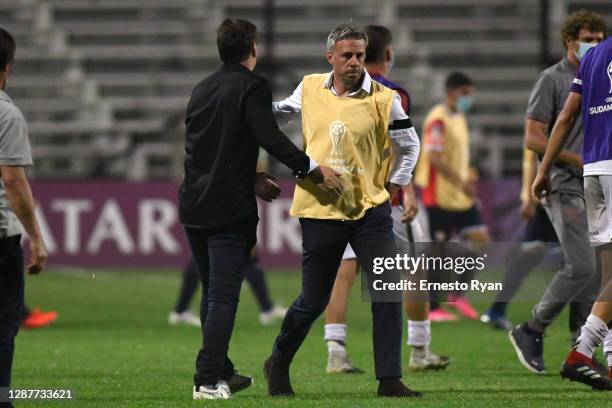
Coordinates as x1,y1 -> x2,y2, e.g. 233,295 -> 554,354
244,257 -> 274,312
489,302 -> 507,316
175,260 -> 199,313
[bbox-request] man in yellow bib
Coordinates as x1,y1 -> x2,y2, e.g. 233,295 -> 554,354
264,24 -> 421,398
414,72 -> 490,321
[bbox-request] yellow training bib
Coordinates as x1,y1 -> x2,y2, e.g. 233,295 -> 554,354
290,74 -> 395,220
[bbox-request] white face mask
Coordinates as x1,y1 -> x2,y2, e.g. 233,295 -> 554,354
574,42 -> 597,61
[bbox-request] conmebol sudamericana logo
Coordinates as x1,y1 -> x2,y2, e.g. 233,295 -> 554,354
608,60 -> 612,94
329,120 -> 346,156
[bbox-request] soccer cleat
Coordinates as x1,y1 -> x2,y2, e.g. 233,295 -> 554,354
377,378 -> 424,397
225,372 -> 253,394
168,310 -> 201,327
409,347 -> 451,371
22,308 -> 58,329
193,382 -> 231,400
508,323 -> 546,374
263,354 -> 295,396
560,351 -> 612,390
326,348 -> 364,374
447,295 -> 479,320
259,304 -> 288,326
480,310 -> 513,331
429,309 -> 458,322
591,355 -> 609,377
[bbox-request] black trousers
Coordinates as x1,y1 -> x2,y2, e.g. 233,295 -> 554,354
184,215 -> 257,387
273,202 -> 403,379
175,256 -> 273,314
0,235 -> 23,408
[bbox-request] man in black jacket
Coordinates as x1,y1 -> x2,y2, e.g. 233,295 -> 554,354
180,19 -> 341,400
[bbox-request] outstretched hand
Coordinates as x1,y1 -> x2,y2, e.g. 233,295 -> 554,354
255,172 -> 281,202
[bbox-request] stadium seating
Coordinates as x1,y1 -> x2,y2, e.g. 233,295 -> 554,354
0,0 -> 609,179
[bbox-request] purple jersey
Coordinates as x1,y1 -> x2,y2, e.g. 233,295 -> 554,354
370,73 -> 411,115
570,37 -> 612,165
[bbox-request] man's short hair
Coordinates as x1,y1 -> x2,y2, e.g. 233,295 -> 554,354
216,18 -> 258,64
445,72 -> 473,91
0,28 -> 16,71
326,23 -> 368,53
561,9 -> 607,48
364,25 -> 392,64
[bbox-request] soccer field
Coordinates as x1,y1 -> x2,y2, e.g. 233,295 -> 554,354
13,269 -> 611,407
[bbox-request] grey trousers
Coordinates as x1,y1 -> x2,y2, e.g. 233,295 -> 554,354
530,192 -> 600,338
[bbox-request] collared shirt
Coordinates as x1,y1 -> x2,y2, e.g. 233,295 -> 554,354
0,89 -> 32,238
273,70 -> 420,185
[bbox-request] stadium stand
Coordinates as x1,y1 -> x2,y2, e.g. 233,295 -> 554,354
0,0 -> 610,179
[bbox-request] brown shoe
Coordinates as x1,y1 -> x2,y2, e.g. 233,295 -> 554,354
377,378 -> 424,397
263,353 -> 295,396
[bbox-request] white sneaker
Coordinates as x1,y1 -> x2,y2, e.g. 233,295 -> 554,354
409,346 -> 451,371
193,382 -> 231,400
326,343 -> 364,374
218,380 -> 231,395
259,304 -> 288,325
168,311 -> 201,327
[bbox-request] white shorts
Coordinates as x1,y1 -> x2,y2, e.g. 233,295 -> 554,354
341,203 -> 429,260
585,175 -> 612,246
342,243 -> 357,260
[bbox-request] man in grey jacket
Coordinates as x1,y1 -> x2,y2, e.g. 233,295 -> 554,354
509,9 -> 606,375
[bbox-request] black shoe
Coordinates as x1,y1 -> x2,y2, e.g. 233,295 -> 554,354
377,378 -> 424,398
560,358 -> 612,390
225,372 -> 253,394
263,353 -> 295,396
508,323 -> 546,374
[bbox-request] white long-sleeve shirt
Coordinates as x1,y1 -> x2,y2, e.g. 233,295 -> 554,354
273,70 -> 420,185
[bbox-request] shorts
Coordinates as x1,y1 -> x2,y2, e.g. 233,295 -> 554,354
341,243 -> 357,260
585,175 -> 612,246
426,205 -> 486,242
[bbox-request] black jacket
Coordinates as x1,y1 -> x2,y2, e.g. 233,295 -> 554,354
179,63 -> 310,228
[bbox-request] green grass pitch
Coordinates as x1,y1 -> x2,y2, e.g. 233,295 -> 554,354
12,268 -> 611,407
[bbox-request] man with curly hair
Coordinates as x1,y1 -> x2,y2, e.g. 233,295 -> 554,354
508,9 -> 606,375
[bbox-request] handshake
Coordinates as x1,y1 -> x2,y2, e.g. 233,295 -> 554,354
255,166 -> 344,202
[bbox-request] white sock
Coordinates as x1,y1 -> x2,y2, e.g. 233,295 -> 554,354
324,323 -> 347,344
575,314 -> 609,358
407,320 -> 431,348
604,329 -> 612,367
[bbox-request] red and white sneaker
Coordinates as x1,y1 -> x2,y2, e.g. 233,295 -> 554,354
22,308 -> 58,329
429,309 -> 458,322
560,350 -> 612,390
447,295 -> 479,320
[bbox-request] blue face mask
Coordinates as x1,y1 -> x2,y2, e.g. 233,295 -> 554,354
456,95 -> 474,113
574,42 -> 597,61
